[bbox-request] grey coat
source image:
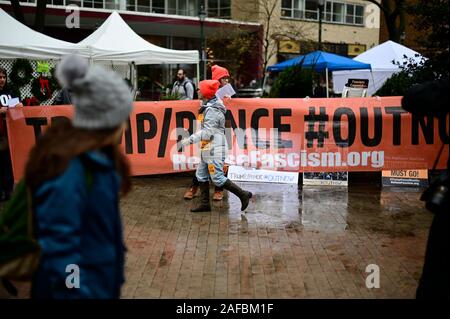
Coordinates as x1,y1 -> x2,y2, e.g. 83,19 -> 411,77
188,97 -> 227,160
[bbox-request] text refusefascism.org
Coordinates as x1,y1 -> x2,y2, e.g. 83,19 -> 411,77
172,150 -> 385,171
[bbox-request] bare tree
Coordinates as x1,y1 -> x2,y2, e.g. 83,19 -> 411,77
364,0 -> 407,43
206,27 -> 259,83
235,0 -> 313,82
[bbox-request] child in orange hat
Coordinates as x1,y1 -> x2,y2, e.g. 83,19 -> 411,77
180,80 -> 252,213
183,65 -> 234,201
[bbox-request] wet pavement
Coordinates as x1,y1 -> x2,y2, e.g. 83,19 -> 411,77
119,175 -> 431,299
1,175 -> 433,299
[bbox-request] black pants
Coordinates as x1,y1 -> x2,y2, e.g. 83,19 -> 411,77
416,208 -> 449,299
0,149 -> 14,196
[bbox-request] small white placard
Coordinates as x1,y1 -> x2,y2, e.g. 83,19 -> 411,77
8,97 -> 19,107
303,172 -> 348,186
215,84 -> 236,100
228,165 -> 299,184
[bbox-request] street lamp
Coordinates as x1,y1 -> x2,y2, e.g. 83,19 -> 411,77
318,0 -> 325,51
199,3 -> 207,80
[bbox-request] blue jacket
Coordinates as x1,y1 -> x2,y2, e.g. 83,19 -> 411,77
31,150 -> 126,299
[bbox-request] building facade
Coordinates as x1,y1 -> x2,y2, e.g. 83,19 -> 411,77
232,0 -> 381,67
1,0 -> 380,95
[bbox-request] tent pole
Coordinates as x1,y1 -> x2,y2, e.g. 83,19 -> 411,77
326,67 -> 329,98
196,62 -> 200,85
370,69 -> 376,96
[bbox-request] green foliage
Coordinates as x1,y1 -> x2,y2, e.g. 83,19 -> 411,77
375,56 -> 440,96
10,59 -> 33,88
409,0 -> 449,74
268,65 -> 314,98
207,29 -> 259,80
160,92 -> 182,101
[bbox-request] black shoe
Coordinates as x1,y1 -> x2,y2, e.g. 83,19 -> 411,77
222,180 -> 252,211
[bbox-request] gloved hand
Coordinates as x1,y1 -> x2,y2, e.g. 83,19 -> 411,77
180,138 -> 190,146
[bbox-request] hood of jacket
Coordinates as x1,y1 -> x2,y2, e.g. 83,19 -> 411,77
200,96 -> 226,115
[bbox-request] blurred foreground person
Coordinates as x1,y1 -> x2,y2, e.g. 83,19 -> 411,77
402,77 -> 449,299
25,55 -> 133,299
180,80 -> 252,212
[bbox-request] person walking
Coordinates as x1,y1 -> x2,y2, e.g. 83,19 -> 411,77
171,69 -> 194,100
25,55 -> 133,299
183,65 -> 233,201
180,80 -> 252,212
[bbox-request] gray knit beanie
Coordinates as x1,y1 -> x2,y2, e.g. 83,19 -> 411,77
56,54 -> 133,129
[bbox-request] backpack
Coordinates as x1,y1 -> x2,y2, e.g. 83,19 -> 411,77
0,163 -> 94,281
183,80 -> 198,100
0,179 -> 40,281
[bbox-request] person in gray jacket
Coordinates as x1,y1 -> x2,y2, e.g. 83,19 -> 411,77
180,80 -> 252,212
171,69 -> 194,100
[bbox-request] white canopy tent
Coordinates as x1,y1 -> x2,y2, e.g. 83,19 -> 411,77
76,11 -> 199,65
332,40 -> 424,96
74,11 -> 200,92
0,8 -> 78,59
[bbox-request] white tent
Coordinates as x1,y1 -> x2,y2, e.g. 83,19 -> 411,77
76,11 -> 199,65
0,8 -> 78,60
1,8 -> 199,66
332,40 -> 424,96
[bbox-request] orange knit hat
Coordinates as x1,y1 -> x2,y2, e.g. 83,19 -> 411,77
199,80 -> 220,99
211,65 -> 230,81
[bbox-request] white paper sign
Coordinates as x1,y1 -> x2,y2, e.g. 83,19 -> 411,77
8,97 -> 19,108
228,165 -> 299,184
303,172 -> 348,186
215,84 -> 236,100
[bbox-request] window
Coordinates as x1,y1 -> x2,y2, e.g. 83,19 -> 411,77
152,0 -> 165,13
167,0 -> 198,16
304,0 -> 318,20
281,0 -> 292,18
355,5 -> 364,25
346,4 -> 354,24
208,0 -> 231,19
137,0 -> 150,12
126,0 -> 136,11
282,0 -> 364,26
332,2 -> 344,23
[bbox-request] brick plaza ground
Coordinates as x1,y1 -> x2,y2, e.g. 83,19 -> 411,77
1,174 -> 433,299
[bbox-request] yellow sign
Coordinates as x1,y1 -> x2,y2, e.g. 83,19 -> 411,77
348,44 -> 366,56
382,169 -> 429,187
279,40 -> 301,54
37,61 -> 50,73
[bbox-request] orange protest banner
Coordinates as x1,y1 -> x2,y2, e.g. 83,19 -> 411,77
6,97 -> 449,182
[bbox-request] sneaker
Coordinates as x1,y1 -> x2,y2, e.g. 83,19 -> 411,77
184,186 -> 199,200
213,190 -> 224,201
